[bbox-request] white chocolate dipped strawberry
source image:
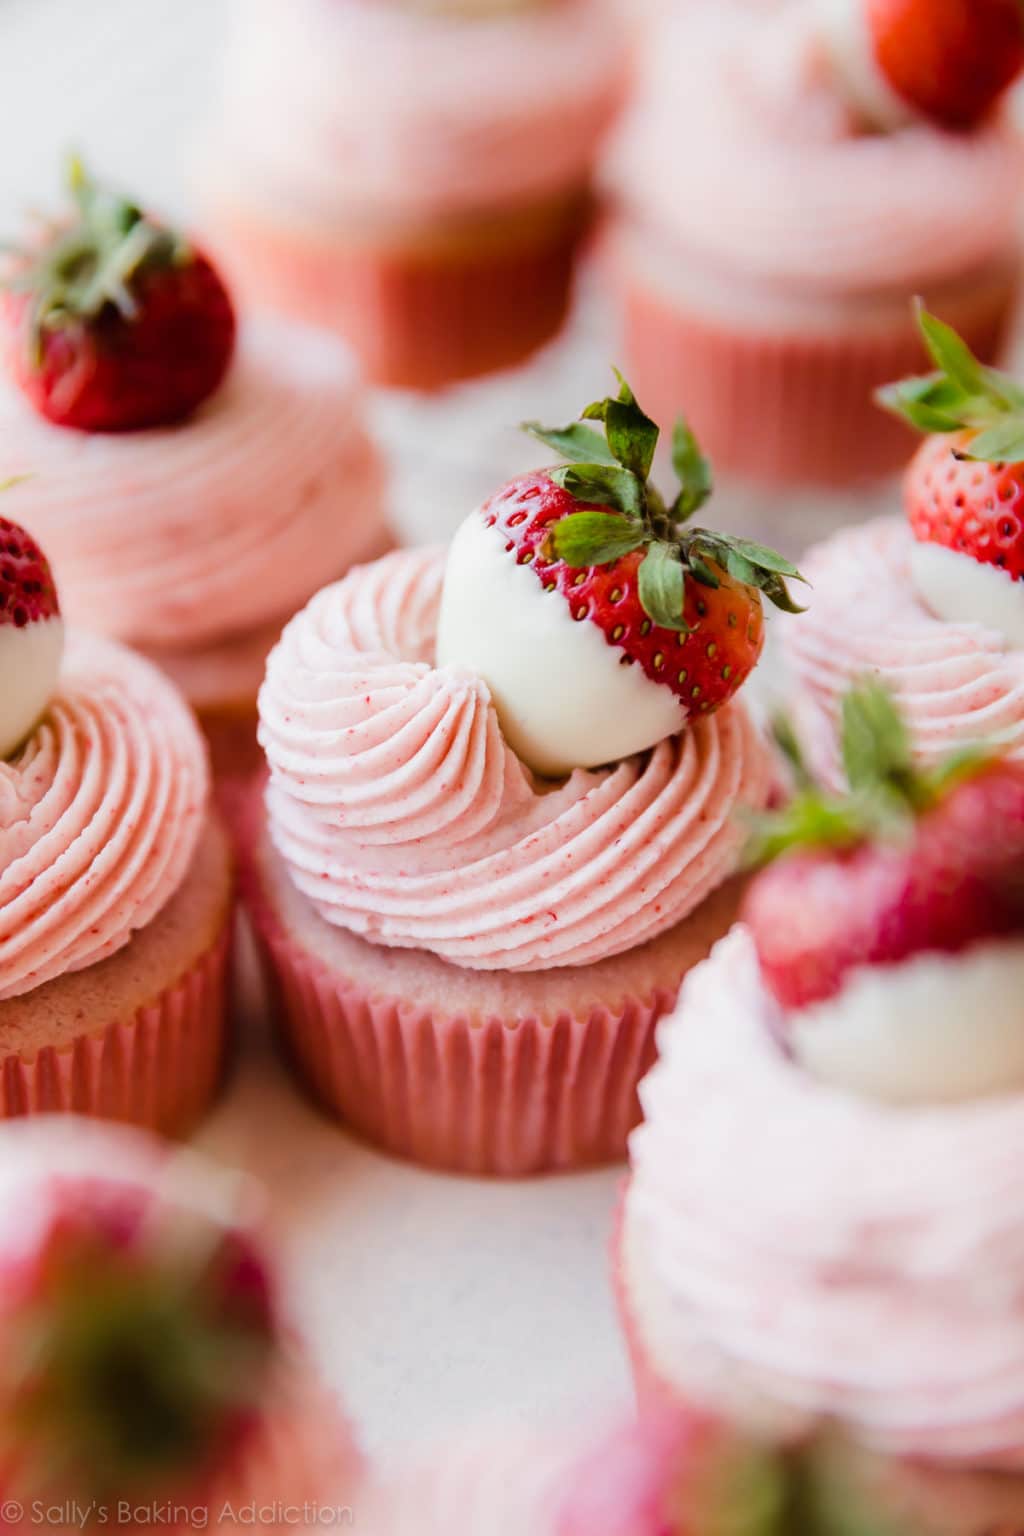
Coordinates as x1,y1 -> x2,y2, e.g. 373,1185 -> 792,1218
878,305 -> 1024,648
819,0 -> 1024,131
0,500 -> 63,759
745,683 -> 1024,1104
437,374 -> 803,777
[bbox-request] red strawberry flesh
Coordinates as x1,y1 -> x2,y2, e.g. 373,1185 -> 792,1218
0,517 -> 60,628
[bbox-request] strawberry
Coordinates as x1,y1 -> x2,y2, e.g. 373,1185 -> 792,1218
0,495 -> 64,758
865,0 -> 1024,129
0,1166 -> 277,1506
878,304 -> 1024,580
744,682 -> 1024,1014
437,373 -> 803,776
2,158 -> 236,432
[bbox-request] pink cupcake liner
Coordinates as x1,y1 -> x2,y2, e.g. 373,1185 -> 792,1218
244,863 -> 676,1177
0,925 -> 233,1137
614,255 -> 1018,487
209,201 -> 589,391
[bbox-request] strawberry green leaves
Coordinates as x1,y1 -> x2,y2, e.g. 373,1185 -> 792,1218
671,417 -> 712,521
581,370 -> 660,482
545,511 -> 644,566
637,540 -> 688,631
522,370 -> 803,630
746,680 -> 997,866
876,301 -> 1024,463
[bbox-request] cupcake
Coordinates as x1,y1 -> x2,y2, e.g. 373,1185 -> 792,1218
603,0 -> 1024,497
243,377 -> 803,1174
0,162 -> 389,783
202,0 -> 625,390
0,1117 -> 360,1528
618,685 -> 1024,1531
0,513 -> 232,1131
784,309 -> 1024,787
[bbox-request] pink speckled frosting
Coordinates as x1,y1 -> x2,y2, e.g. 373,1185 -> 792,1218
258,549 -> 770,971
783,518 -> 1024,787
0,316 -> 385,652
213,0 -> 623,224
625,928 -> 1024,1468
0,633 -> 207,1001
608,1 -> 1022,295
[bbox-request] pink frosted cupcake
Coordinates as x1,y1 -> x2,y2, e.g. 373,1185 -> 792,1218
618,686 -> 1024,1530
785,311 -> 1024,786
0,1117 -> 361,1528
243,379 -> 803,1173
604,0 -> 1023,491
0,163 -> 389,778
202,0 -> 624,390
0,515 -> 232,1132
362,1414 -> 769,1534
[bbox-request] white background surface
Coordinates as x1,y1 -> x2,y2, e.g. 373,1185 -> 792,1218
0,0 -> 633,1465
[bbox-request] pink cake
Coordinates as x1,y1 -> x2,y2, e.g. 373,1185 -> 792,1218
241,372 -> 808,1172
202,0 -> 625,389
0,1118 -> 361,1527
603,0 -> 1023,489
785,314 -> 1024,784
0,165 -> 389,797
0,515 -> 233,1131
617,686 -> 1024,1532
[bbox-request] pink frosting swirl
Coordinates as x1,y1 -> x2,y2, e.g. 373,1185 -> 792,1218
259,549 -> 770,971
213,0 -> 623,223
0,633 -> 208,1002
626,928 -> 1024,1468
0,316 -> 386,651
608,2 -> 1023,296
782,518 -> 1024,787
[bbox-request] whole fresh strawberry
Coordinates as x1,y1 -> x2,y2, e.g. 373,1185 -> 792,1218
2,158 -> 236,432
0,494 -> 64,758
745,682 -> 1024,1103
0,1149 -> 276,1511
878,304 -> 1024,645
436,373 -> 803,777
822,0 -> 1024,130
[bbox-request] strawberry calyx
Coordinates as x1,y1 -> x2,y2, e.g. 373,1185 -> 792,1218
876,301 -> 1024,463
3,157 -> 189,364
0,1187 -> 277,1502
747,681 -> 994,865
523,373 -> 805,633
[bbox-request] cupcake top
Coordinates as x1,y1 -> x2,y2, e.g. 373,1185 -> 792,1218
0,163 -> 385,656
0,628 -> 208,1001
627,688 -> 1024,1469
607,1 -> 1022,296
260,377 -> 799,971
627,925 -> 1024,1468
0,317 -> 381,651
787,310 -> 1024,785
215,0 -> 624,223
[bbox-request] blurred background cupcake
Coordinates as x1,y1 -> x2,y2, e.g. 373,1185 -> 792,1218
202,0 -> 625,392
602,0 -> 1024,545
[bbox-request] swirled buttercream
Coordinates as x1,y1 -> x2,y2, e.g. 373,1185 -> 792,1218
259,549 -> 770,971
607,2 -> 1022,296
626,928 -> 1024,1467
0,633 -> 207,1001
783,518 -> 1024,786
0,316 -> 385,650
